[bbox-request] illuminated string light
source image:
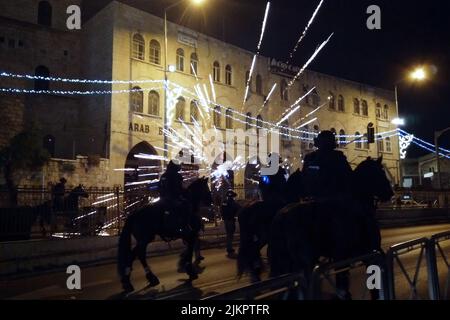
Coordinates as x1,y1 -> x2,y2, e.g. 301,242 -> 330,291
0,71 -> 166,84
288,33 -> 334,88
0,87 -> 163,96
399,129 -> 450,153
409,139 -> 450,159
287,0 -> 325,62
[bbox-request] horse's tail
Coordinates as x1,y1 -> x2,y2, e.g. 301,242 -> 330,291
117,217 -> 133,280
268,211 -> 290,277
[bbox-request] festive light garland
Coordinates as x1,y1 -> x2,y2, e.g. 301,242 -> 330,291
0,71 -> 165,84
0,86 -> 163,95
398,129 -> 450,154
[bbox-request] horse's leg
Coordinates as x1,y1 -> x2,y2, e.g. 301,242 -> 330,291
182,232 -> 198,282
136,241 -> 160,287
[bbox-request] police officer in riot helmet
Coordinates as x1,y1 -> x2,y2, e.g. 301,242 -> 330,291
159,160 -> 184,201
302,130 -> 353,200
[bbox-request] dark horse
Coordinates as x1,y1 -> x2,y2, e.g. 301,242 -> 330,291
118,177 -> 212,293
237,167 -> 289,282
32,185 -> 89,237
268,157 -> 394,298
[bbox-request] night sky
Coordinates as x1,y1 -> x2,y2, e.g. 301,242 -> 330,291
84,0 -> 450,156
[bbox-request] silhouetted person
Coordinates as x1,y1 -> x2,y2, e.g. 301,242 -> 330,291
52,177 -> 67,211
159,161 -> 184,202
221,189 -> 241,257
301,130 -> 353,299
302,130 -> 353,199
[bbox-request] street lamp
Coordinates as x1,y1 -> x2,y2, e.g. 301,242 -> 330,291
163,0 -> 206,160
434,127 -> 450,190
394,66 -> 429,186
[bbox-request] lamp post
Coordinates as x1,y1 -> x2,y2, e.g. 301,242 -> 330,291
163,0 -> 205,160
394,67 -> 428,186
434,127 -> 450,190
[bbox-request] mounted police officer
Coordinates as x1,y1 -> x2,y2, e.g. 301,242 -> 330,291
158,160 -> 187,237
302,130 -> 353,200
301,130 -> 353,299
220,189 -> 241,257
52,177 -> 67,211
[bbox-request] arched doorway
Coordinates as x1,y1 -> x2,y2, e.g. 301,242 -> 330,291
244,156 -> 261,200
124,142 -> 162,210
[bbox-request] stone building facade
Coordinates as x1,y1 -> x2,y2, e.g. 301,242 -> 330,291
0,1 -> 400,192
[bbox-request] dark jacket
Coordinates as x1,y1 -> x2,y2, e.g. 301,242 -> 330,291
302,150 -> 353,199
221,198 -> 241,221
159,171 -> 184,199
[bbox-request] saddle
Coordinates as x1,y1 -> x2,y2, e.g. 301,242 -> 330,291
160,198 -> 192,241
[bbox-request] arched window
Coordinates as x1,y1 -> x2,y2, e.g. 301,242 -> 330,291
313,125 -> 320,133
339,129 -> 346,148
353,98 -> 360,115
245,112 -> 253,130
225,65 -> 232,85
38,1 -> 52,27
280,79 -> 289,101
256,115 -> 263,130
301,85 -> 310,105
130,87 -> 143,113
355,132 -> 362,149
213,106 -> 221,127
385,137 -> 392,152
148,91 -> 159,116
43,134 -> 55,157
175,97 -> 185,121
312,90 -> 320,106
363,133 -> 370,150
132,34 -> 145,60
176,48 -> 184,71
190,100 -> 199,122
338,95 -> 345,112
361,100 -> 369,116
376,103 -> 382,118
213,61 -> 220,82
226,108 -> 233,129
377,135 -> 384,152
329,93 -> 336,110
383,105 -> 389,120
34,65 -> 50,90
256,75 -> 263,95
149,40 -> 161,64
190,53 -> 198,75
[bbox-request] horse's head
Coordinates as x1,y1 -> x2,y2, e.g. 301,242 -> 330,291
187,177 -> 212,207
259,166 -> 288,201
285,169 -> 304,202
354,157 -> 394,202
71,184 -> 89,199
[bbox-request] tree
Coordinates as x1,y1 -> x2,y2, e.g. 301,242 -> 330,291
0,126 -> 49,206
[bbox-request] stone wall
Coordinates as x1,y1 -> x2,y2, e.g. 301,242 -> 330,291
12,156 -> 111,189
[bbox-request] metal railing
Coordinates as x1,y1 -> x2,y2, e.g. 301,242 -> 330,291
204,273 -> 305,300
428,231 -> 450,300
386,237 -> 430,300
310,252 -> 388,300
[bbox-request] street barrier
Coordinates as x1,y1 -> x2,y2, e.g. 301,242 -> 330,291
310,252 -> 388,300
386,237 -> 430,300
204,273 -> 306,300
427,231 -> 450,300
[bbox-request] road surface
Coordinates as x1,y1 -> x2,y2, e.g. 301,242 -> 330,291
1,224 -> 449,300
